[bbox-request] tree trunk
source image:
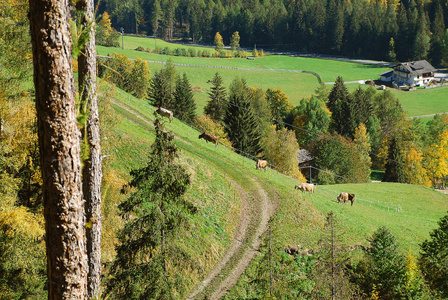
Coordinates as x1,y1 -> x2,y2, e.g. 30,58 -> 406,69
28,0 -> 87,298
76,0 -> 103,298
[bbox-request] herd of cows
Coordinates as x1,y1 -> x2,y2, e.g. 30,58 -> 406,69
293,182 -> 355,206
155,107 -> 355,206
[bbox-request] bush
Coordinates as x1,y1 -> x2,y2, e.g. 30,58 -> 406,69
188,48 -> 196,57
135,46 -> 144,51
316,169 -> 336,185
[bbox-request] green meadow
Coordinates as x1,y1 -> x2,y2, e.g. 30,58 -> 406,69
97,36 -> 448,117
100,79 -> 447,295
106,81 -> 448,258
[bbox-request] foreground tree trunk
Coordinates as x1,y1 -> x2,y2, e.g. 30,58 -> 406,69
29,0 -> 87,298
76,0 -> 103,297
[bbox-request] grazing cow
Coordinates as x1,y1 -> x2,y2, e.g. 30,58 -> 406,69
348,193 -> 355,206
295,183 -> 315,196
256,160 -> 268,171
154,107 -> 173,123
337,192 -> 349,204
199,132 -> 219,148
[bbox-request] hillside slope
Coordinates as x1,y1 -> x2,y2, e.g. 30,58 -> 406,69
103,84 -> 448,298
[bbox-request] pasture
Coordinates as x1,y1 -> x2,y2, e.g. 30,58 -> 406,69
98,36 -> 448,118
97,36 -> 392,112
105,80 -> 448,258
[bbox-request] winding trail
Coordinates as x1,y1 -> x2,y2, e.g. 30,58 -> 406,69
188,179 -> 274,300
110,97 -> 276,299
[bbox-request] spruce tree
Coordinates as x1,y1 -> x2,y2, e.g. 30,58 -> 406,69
383,135 -> 406,183
419,213 -> 448,298
351,227 -> 406,299
106,118 -> 196,299
204,72 -> 227,122
327,76 -> 348,112
312,212 -> 353,299
148,70 -> 171,109
223,77 -> 261,156
172,73 -> 196,124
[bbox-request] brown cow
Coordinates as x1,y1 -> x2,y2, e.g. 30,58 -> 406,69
256,160 -> 268,171
154,107 -> 173,123
337,192 -> 348,204
295,183 -> 315,196
199,132 -> 219,148
348,193 -> 355,206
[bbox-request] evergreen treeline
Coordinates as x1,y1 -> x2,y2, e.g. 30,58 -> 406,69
99,0 -> 448,65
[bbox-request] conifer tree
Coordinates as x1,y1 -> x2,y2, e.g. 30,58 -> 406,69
312,212 -> 353,299
327,76 -> 348,113
430,4 -> 445,66
419,213 -> 448,298
351,227 -> 406,299
383,135 -> 406,183
148,69 -> 171,109
204,72 -> 227,122
172,73 -> 196,123
223,77 -> 261,156
106,118 -> 196,299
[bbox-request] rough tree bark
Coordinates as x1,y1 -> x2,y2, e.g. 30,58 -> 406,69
76,0 -> 103,297
28,0 -> 87,298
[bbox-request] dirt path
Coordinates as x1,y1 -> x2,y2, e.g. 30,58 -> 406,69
187,179 -> 274,300
111,98 -> 276,299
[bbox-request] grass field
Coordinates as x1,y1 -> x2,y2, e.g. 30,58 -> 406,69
102,81 -> 447,296
97,36 -> 397,112
98,36 -> 448,118
107,80 -> 448,254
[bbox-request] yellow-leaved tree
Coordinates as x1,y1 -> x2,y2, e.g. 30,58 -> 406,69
353,123 -> 372,168
262,125 -> 306,181
403,148 -> 431,186
423,130 -> 448,187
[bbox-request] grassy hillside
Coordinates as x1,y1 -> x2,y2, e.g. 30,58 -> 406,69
102,81 -> 447,296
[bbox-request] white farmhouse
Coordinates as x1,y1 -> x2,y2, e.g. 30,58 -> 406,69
381,60 -> 436,87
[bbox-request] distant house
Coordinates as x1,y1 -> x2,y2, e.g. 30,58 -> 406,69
381,60 -> 436,86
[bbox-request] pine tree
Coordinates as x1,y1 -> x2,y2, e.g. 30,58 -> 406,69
106,118 -> 196,299
419,213 -> 448,298
223,77 -> 261,156
148,69 -> 172,109
429,3 -> 445,66
327,76 -> 348,112
172,73 -> 196,124
351,227 -> 406,299
312,212 -> 353,299
383,135 -> 406,183
413,8 -> 430,60
204,72 -> 227,123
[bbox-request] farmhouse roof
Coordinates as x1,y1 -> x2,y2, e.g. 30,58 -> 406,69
298,149 -> 313,164
394,60 -> 436,76
380,70 -> 393,77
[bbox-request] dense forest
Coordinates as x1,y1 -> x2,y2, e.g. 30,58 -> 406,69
98,0 -> 448,65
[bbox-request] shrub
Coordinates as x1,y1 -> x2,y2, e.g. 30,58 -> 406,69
135,46 -> 144,51
195,114 -> 233,149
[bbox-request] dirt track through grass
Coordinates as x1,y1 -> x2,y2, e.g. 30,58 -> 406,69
111,98 -> 276,299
